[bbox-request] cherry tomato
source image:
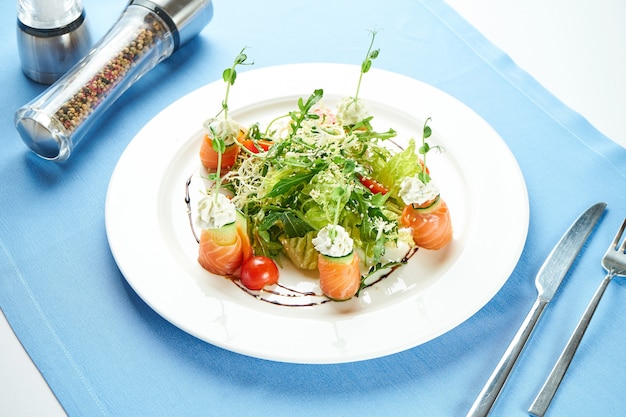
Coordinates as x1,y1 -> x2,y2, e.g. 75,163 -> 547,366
241,139 -> 272,154
240,256 -> 279,290
358,175 -> 389,195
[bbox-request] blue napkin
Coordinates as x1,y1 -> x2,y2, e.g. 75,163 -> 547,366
2,0 -> 626,416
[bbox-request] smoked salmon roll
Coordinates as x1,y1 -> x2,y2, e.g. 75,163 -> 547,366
199,135 -> 240,174
312,224 -> 362,301
398,174 -> 452,250
199,117 -> 246,174
401,197 -> 453,250
198,220 -> 252,276
196,193 -> 252,277
317,251 -> 361,301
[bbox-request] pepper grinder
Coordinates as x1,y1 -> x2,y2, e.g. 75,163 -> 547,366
17,0 -> 93,84
15,0 -> 213,162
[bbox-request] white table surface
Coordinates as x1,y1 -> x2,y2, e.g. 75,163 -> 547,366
2,0 -> 625,415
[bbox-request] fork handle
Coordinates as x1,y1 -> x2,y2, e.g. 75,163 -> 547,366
528,272 -> 614,417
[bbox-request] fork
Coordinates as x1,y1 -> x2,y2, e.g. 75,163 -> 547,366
528,218 -> 626,417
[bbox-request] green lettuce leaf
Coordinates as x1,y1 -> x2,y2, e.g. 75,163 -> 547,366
374,138 -> 422,197
280,231 -> 318,270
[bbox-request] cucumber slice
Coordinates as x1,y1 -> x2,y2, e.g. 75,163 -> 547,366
235,210 -> 248,234
321,251 -> 354,265
209,221 -> 237,246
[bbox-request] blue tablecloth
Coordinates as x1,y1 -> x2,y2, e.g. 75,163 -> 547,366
2,0 -> 626,416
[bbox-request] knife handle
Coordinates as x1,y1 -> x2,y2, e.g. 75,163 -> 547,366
528,273 -> 613,417
466,297 -> 548,417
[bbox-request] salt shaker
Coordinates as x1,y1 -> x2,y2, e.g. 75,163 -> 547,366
15,0 -> 213,162
17,0 -> 93,84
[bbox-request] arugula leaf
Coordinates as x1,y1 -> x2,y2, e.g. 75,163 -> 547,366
282,213 -> 314,237
289,89 -> 324,136
258,211 -> 314,238
264,172 -> 315,198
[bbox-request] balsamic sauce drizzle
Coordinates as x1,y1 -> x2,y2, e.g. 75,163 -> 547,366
230,280 -> 333,307
185,174 -> 200,243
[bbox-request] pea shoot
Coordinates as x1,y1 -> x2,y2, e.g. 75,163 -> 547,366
220,47 -> 254,120
207,47 -> 254,199
418,117 -> 443,184
354,29 -> 380,101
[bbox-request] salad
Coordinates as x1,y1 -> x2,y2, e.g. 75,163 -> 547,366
193,34 -> 453,302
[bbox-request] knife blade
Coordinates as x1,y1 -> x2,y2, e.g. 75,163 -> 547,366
466,202 -> 606,417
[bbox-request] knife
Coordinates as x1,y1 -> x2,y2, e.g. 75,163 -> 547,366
465,202 -> 606,417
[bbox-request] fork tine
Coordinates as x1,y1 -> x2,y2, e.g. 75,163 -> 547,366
618,219 -> 626,253
614,218 -> 626,252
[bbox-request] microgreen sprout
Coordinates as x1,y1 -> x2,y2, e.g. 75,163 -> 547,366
331,187 -> 346,225
328,186 -> 347,241
220,47 -> 254,120
208,125 -> 225,199
417,117 -> 443,184
209,48 -> 254,201
354,29 -> 380,101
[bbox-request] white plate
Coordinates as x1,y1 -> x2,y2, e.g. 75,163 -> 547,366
105,63 -> 528,363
